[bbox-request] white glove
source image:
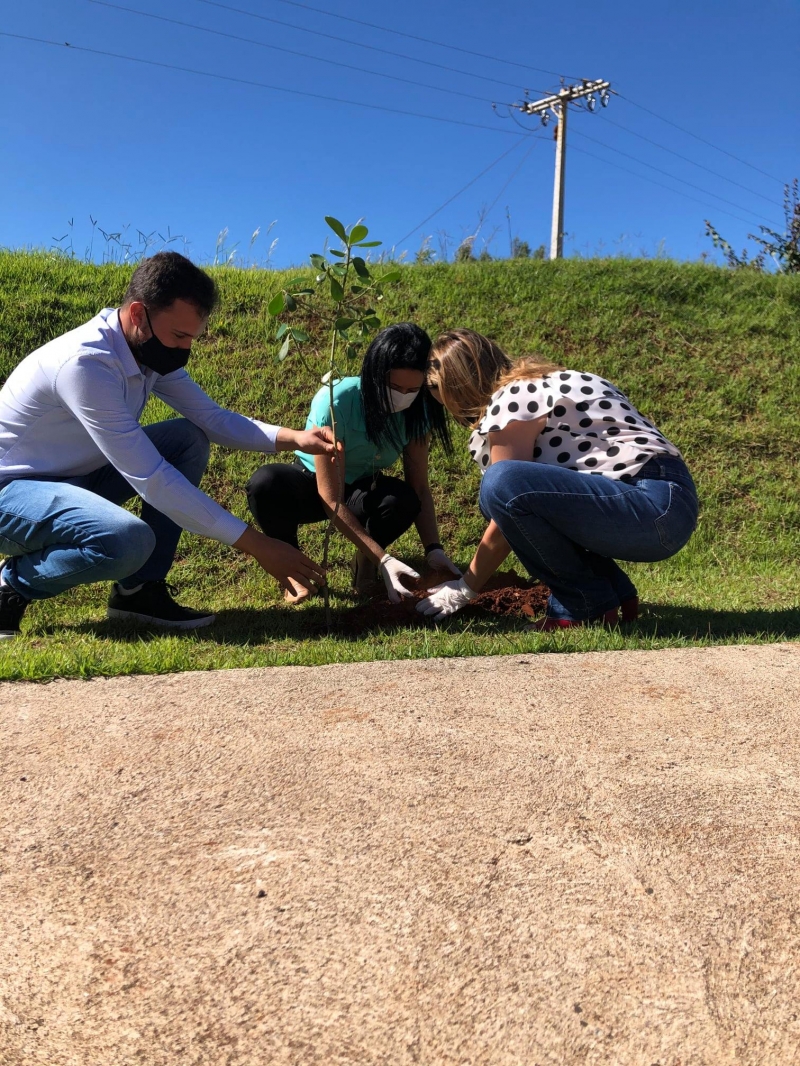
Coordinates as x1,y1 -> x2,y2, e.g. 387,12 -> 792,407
425,547 -> 461,577
379,554 -> 421,603
416,577 -> 478,621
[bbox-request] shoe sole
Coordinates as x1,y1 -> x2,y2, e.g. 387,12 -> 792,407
107,607 -> 216,630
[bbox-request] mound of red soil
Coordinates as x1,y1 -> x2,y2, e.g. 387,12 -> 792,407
328,570 -> 549,636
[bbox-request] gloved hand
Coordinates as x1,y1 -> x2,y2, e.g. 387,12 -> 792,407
379,554 -> 421,603
416,577 -> 478,621
425,547 -> 462,577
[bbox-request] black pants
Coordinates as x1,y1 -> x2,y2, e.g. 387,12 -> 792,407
246,462 -> 421,551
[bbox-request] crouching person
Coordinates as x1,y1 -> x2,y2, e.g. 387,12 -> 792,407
246,323 -> 457,604
419,330 -> 698,628
0,252 -> 334,639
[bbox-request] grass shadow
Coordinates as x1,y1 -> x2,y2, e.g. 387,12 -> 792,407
629,602 -> 800,640
39,603 -> 514,644
41,604 -> 333,643
39,601 -> 800,646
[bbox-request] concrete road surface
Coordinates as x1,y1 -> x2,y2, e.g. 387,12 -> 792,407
1,643 -> 799,1065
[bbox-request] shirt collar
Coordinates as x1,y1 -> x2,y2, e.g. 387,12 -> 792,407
101,307 -> 145,378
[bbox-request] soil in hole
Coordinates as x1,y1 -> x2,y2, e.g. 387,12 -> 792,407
324,569 -> 550,636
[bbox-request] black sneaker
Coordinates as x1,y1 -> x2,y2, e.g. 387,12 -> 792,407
107,580 -> 215,630
0,586 -> 29,640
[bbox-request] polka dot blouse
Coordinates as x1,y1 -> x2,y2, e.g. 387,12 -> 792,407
469,371 -> 682,479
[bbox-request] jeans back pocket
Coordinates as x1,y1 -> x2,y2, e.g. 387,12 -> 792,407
654,483 -> 698,556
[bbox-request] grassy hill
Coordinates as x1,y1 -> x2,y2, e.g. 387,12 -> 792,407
0,251 -> 798,679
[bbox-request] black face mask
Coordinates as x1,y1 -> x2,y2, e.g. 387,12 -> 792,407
136,307 -> 191,376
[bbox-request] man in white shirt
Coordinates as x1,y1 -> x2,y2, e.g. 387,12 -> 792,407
0,252 -> 333,638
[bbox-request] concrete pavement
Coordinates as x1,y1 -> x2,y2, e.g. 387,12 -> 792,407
1,643 -> 799,1065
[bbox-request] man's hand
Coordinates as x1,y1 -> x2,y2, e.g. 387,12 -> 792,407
276,426 -> 339,456
379,554 -> 420,603
425,547 -> 461,577
416,577 -> 477,621
234,526 -> 326,591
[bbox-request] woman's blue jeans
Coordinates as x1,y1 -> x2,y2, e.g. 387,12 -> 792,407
0,419 -> 210,601
479,455 -> 698,621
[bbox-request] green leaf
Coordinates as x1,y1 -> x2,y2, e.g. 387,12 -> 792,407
310,253 -> 327,269
348,224 -> 368,245
330,263 -> 347,277
267,292 -> 285,316
286,275 -> 307,289
352,256 -> 370,279
275,322 -> 289,339
329,249 -> 346,258
364,316 -> 381,329
292,288 -> 315,297
345,345 -> 359,362
354,240 -> 382,248
278,336 -> 291,361
315,273 -> 326,283
324,216 -> 347,242
335,317 -> 355,330
291,328 -> 310,343
351,285 -> 366,294
380,270 -> 402,284
330,278 -> 344,302
284,294 -> 297,312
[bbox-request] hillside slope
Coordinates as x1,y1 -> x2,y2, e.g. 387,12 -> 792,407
0,253 -> 797,677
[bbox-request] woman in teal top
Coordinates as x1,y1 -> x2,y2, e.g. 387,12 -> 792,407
246,323 -> 458,603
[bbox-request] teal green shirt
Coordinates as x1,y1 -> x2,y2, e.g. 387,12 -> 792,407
295,377 -> 410,484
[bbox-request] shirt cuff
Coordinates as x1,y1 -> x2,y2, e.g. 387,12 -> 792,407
209,512 -> 249,547
252,420 -> 281,454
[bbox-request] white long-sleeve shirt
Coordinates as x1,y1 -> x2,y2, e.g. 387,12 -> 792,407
0,308 -> 280,545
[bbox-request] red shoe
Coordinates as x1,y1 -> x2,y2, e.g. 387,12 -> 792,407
524,607 -> 620,632
620,596 -> 639,622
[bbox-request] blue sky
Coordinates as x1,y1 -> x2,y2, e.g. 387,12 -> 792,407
2,0 -> 797,267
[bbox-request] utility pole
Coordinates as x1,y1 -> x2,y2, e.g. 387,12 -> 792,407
517,80 -> 611,259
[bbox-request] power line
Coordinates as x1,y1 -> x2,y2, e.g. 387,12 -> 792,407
86,0 -> 501,106
396,134 -> 542,247
483,138 -> 541,220
262,0 -> 585,82
597,112 -> 784,208
569,127 -> 782,228
617,93 -> 786,186
187,0 -> 533,94
569,142 -> 774,229
1,32 -> 528,137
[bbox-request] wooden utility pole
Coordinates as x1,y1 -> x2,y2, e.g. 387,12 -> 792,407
518,80 -> 611,259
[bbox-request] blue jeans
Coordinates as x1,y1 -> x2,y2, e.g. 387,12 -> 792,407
479,455 -> 698,621
0,419 -> 210,601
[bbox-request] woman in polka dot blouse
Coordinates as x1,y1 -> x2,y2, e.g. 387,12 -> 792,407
418,329 -> 698,629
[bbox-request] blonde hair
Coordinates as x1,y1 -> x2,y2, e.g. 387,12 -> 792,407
428,329 -> 563,427
496,354 -> 564,390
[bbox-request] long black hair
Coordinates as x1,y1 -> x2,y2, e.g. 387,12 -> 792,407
360,323 -> 452,454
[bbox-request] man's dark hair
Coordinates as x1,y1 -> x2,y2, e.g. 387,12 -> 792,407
361,322 -> 452,454
122,251 -> 218,316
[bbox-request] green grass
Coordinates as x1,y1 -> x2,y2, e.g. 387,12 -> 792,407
1,251 -> 798,680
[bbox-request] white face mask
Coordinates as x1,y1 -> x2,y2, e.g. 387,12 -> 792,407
387,387 -> 420,413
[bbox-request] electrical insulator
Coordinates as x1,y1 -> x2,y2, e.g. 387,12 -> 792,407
600,88 -> 610,107
586,94 -> 596,112
540,112 -> 550,126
